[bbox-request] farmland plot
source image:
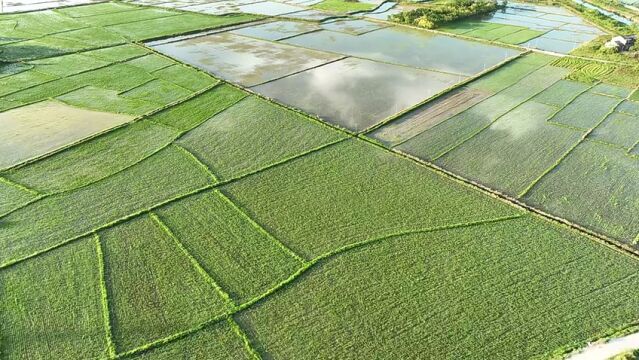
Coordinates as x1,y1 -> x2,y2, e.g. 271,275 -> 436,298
0,145 -> 214,267
436,100 -> 584,196
100,215 -> 229,352
551,92 -> 622,129
177,96 -> 346,181
0,178 -> 39,215
223,139 -> 521,259
397,64 -> 569,160
0,239 -> 106,359
2,120 -> 180,194
155,190 -> 303,303
0,101 -> 134,169
525,141 -> 639,245
236,215 -> 639,359
129,319 -> 253,359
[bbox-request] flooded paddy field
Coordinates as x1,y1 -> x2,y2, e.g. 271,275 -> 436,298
2,1 -> 639,360
150,18 -> 520,130
439,2 -> 605,53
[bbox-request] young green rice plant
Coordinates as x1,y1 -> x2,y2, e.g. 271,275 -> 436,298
99,214 -> 230,352
127,319 -> 253,359
155,189 -> 304,303
236,215 -> 639,359
2,120 -> 180,194
550,91 -> 621,129
223,138 -> 521,259
0,238 -> 107,359
590,112 -> 639,148
176,96 -> 347,181
0,145 -> 214,267
525,141 -> 639,244
146,84 -> 246,132
436,100 -> 584,196
153,64 -> 217,92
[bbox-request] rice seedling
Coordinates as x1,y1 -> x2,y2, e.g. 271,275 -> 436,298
237,215 -> 639,359
533,79 -> 591,107
525,141 -> 639,244
0,145 -> 214,266
147,84 -> 246,132
436,100 -> 584,196
155,189 -> 303,303
0,238 -> 107,359
100,215 -> 229,352
177,96 -> 347,181
590,112 -> 639,148
2,120 -> 180,194
153,64 -> 217,92
551,91 -> 621,129
128,319 -> 253,359
223,138 -> 521,259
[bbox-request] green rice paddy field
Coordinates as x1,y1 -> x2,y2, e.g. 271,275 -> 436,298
2,1 -> 639,359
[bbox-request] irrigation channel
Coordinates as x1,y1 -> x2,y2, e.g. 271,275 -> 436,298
568,332 -> 639,359
572,0 -> 636,25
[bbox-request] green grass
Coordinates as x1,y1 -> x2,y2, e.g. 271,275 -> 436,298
121,79 -> 193,105
105,13 -> 262,41
525,141 -> 639,245
497,28 -> 544,44
591,83 -> 634,98
125,54 -> 176,73
76,8 -> 179,27
312,0 -> 376,13
129,318 -> 254,359
57,86 -> 160,115
467,53 -> 554,93
177,96 -> 347,181
155,189 -> 303,304
2,120 -> 180,194
590,112 -> 639,148
399,65 -> 568,160
533,79 -> 591,107
147,84 -> 246,132
223,138 -> 521,259
237,214 -> 639,359
100,215 -> 229,352
0,145 -> 214,267
152,64 -> 217,92
0,238 -> 107,359
436,100 -> 584,196
0,178 -> 38,214
618,100 -> 639,116
551,91 -> 622,129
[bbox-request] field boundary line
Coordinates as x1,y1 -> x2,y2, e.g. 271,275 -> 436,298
215,189 -> 308,264
371,143 -> 639,262
389,56 -> 553,148
431,72 -> 568,161
0,84 -> 249,212
150,212 -> 237,309
0,140 -> 346,271
1,80 -> 221,173
0,176 -> 40,196
113,214 -> 523,359
170,137 -> 308,264
228,316 -> 263,360
94,233 -> 118,358
518,95 -> 625,198
172,144 -> 219,183
362,50 -> 529,135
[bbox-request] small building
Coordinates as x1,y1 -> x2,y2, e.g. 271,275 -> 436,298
604,35 -> 637,51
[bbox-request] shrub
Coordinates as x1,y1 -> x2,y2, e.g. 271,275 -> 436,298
391,0 -> 502,29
